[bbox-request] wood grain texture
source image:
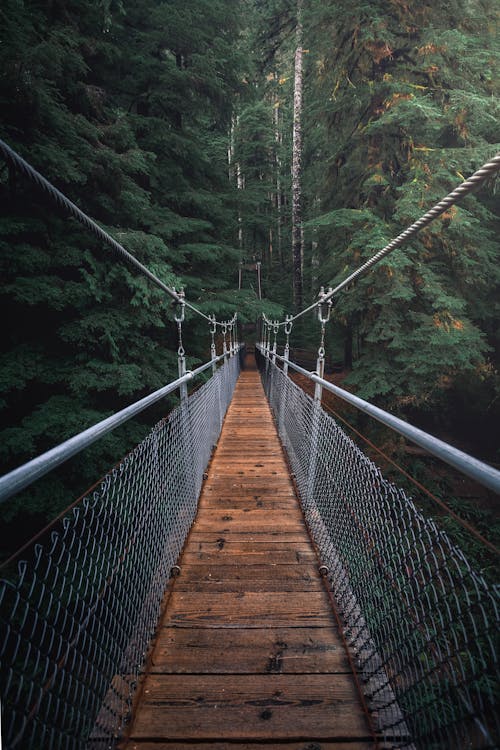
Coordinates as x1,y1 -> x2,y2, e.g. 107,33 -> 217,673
150,627 -> 349,674
125,743 -> 374,750
124,363 -> 372,748
130,674 -> 370,740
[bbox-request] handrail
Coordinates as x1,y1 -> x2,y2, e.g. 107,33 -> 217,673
257,345 -> 500,495
0,351 -> 234,504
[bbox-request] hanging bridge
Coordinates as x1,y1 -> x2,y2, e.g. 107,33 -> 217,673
0,140 -> 499,750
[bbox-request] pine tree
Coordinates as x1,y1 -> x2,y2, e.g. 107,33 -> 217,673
0,0 -> 257,551
302,0 -> 499,415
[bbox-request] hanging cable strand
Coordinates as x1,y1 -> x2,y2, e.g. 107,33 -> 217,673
0,138 -> 232,325
269,152 -> 500,326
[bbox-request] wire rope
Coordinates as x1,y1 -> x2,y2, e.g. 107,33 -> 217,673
267,152 -> 500,326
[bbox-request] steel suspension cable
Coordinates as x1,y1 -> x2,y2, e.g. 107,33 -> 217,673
268,152 -> 500,326
0,138 -> 232,325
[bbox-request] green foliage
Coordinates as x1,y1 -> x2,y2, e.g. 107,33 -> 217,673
0,0 -> 247,552
300,0 -> 499,418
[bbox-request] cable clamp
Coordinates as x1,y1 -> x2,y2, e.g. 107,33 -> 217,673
317,286 -> 333,325
174,288 -> 185,323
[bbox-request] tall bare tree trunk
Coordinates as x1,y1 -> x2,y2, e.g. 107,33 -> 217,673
292,0 -> 304,309
273,74 -> 284,268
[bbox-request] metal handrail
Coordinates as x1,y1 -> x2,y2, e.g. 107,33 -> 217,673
257,345 -> 500,495
0,350 -> 239,504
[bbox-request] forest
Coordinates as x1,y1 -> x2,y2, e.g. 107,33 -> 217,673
0,0 -> 499,560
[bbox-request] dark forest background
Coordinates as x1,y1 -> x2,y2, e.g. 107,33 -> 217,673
0,0 -> 498,561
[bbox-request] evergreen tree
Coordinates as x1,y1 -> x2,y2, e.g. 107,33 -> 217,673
0,0 -> 271,551
302,0 -> 499,418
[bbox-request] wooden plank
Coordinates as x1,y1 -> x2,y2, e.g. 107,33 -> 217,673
200,497 -> 300,510
188,531 -> 309,543
124,743 -> 375,750
174,567 -> 322,592
181,548 -> 317,565
164,591 -> 335,628
173,580 -> 322,593
130,674 -> 370,740
194,509 -> 304,525
124,365 -> 371,747
150,627 -> 349,674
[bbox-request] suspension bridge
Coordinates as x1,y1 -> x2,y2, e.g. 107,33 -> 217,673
0,140 -> 499,750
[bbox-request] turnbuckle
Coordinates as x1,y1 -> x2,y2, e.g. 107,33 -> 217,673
317,286 -> 333,325
173,288 -> 185,324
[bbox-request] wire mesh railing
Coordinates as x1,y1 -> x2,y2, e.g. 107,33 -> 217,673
0,351 -> 241,750
257,347 -> 499,750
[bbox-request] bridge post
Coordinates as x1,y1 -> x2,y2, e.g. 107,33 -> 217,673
174,290 -> 188,402
224,322 -> 229,359
271,321 -> 278,364
278,316 -> 293,435
265,321 -> 271,379
306,289 -> 332,510
210,315 -> 217,376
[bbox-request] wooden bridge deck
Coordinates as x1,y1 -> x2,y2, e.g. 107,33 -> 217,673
123,360 -> 373,749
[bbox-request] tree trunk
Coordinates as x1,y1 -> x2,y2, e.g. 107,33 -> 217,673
292,0 -> 303,309
344,323 -> 353,370
273,74 -> 284,268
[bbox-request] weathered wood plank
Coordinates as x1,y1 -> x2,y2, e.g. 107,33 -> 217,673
176,563 -> 322,592
193,509 -> 304,527
188,531 -> 310,543
124,365 -> 371,747
181,548 -> 317,565
130,674 -> 369,740
151,627 -> 349,674
165,591 -> 334,628
124,743 -> 374,750
200,497 -> 300,510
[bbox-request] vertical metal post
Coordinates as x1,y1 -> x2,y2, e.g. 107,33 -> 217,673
272,322 -> 278,364
210,315 -> 217,375
173,289 -> 197,510
306,288 -> 332,510
174,290 -> 188,403
265,321 -> 271,378
233,314 -> 238,351
209,314 -> 222,432
283,316 -> 292,379
279,316 -> 293,435
222,322 -> 228,362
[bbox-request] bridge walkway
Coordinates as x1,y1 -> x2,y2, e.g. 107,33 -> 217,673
123,358 -> 373,748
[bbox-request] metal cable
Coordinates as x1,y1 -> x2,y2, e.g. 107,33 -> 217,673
268,152 -> 500,326
0,138 -> 233,325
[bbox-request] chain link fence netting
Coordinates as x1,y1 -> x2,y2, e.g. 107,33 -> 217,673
0,353 -> 241,750
257,350 -> 499,750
